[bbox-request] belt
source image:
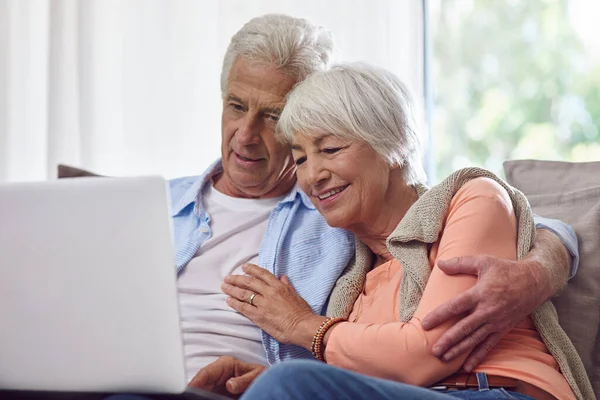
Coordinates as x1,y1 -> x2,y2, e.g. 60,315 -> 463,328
432,373 -> 557,400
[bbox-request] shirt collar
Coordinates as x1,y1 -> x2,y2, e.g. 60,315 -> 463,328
170,159 -> 222,217
170,159 -> 315,217
281,183 -> 316,210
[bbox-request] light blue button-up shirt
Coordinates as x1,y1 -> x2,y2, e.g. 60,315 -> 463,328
534,216 -> 579,279
168,161 -> 579,364
169,161 -> 355,364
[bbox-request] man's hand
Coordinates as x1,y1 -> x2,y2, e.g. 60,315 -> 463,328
421,255 -> 551,371
189,356 -> 266,398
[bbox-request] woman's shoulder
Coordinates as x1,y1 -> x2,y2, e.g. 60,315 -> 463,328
450,176 -> 513,211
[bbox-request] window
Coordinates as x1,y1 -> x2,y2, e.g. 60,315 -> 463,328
426,0 -> 600,183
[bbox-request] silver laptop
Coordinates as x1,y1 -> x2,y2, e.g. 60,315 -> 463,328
0,176 -> 227,399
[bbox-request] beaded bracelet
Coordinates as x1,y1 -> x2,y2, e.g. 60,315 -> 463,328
311,317 -> 346,361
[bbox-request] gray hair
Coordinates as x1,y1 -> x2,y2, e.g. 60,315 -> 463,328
220,14 -> 335,95
277,62 -> 427,185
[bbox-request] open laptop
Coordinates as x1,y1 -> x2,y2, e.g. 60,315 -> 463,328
0,176 -> 229,399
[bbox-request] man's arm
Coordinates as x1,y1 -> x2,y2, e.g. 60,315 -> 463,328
421,224 -> 574,371
533,215 -> 579,280
525,226 -> 571,297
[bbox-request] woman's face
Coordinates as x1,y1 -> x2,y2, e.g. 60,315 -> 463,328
291,133 -> 392,229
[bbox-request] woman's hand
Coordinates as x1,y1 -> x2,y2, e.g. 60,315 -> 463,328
222,264 -> 326,349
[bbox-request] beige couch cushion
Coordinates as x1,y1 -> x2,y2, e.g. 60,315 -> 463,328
505,160 -> 600,196
57,164 -> 102,178
504,159 -> 600,397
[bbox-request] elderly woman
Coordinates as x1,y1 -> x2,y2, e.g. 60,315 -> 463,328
221,63 -> 593,400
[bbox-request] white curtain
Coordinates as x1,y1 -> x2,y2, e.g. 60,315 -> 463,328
0,0 -> 423,182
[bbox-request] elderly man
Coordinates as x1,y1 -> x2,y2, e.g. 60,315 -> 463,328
169,13 -> 578,397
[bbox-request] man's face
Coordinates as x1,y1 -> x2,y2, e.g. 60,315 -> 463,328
215,58 -> 298,198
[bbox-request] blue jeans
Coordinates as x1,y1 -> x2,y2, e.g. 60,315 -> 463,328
240,360 -> 536,400
21,361 -> 535,400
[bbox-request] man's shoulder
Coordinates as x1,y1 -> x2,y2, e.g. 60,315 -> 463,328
167,175 -> 202,214
285,199 -> 354,244
169,175 -> 199,189
168,175 -> 199,196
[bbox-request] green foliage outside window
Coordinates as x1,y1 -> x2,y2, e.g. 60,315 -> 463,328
430,0 -> 600,183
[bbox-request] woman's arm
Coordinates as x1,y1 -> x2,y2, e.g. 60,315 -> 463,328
323,177 -> 519,387
418,214 -> 574,371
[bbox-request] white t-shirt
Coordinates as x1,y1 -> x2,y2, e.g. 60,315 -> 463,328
177,182 -> 282,382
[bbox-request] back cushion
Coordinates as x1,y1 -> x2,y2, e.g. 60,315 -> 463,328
57,164 -> 102,179
504,159 -> 600,397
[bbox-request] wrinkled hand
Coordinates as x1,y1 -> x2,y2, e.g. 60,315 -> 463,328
421,255 -> 546,371
188,356 -> 266,398
222,264 -> 323,347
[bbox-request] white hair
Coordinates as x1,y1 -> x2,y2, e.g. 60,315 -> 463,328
220,14 -> 335,96
277,62 -> 427,185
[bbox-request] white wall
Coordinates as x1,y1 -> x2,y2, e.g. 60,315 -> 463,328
0,0 -> 423,182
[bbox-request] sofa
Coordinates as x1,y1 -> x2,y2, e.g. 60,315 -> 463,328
58,160 -> 600,397
504,159 -> 600,398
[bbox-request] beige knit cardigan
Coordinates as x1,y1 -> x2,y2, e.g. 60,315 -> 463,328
325,167 -> 594,400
